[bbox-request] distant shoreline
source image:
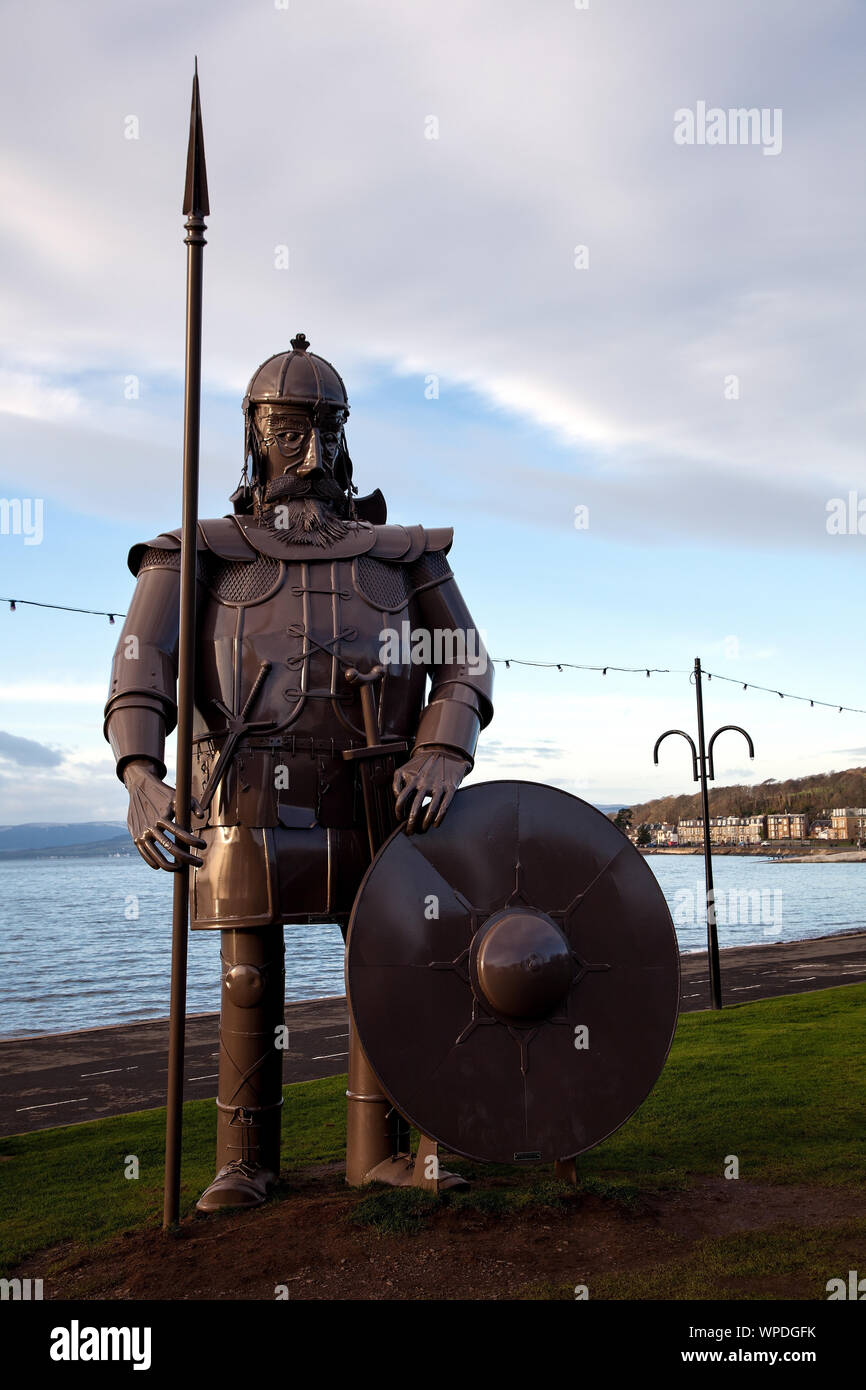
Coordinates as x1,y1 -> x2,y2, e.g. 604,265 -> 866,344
642,847 -> 866,862
0,839 -> 133,862
3,840 -> 865,864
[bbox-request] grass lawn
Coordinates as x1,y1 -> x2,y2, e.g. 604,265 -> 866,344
518,1221 -> 866,1300
1,983 -> 863,1277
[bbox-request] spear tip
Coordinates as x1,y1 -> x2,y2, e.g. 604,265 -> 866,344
183,60 -> 210,218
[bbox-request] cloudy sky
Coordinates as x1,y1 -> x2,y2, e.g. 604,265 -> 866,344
1,0 -> 865,825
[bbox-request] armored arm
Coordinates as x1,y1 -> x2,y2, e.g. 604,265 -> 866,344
104,541 -> 204,870
393,536 -> 494,832
408,545 -> 493,765
104,546 -> 182,779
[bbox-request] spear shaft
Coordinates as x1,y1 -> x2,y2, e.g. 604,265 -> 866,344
163,61 -> 209,1229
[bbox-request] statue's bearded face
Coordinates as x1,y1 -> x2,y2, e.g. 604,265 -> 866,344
255,404 -> 345,494
253,403 -> 352,543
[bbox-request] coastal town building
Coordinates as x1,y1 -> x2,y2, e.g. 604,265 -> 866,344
623,801 -> 866,848
677,818 -> 703,846
715,814 -> 766,844
653,822 -> 678,846
670,815 -> 766,846
829,808 -> 866,842
767,811 -> 808,841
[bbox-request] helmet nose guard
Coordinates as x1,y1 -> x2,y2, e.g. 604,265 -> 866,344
295,430 -> 323,477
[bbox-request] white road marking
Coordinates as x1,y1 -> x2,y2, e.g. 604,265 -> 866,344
313,1051 -> 349,1060
16,1097 -> 88,1112
730,985 -> 761,991
188,1073 -> 219,1082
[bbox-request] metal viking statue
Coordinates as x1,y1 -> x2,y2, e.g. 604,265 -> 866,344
104,334 -> 494,1210
103,69 -> 680,1224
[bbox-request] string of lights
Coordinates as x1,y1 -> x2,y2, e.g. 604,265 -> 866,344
493,658 -> 680,676
3,595 -> 864,714
493,657 -> 866,714
1,597 -> 121,622
700,668 -> 866,716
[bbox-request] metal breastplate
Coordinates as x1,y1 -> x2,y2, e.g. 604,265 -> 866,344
191,551 -> 424,829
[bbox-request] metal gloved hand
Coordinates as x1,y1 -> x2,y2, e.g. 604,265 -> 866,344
393,749 -> 470,835
122,759 -> 207,871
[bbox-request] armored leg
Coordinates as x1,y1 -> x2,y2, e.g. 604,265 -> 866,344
345,1023 -> 466,1191
196,928 -> 285,1212
345,1020 -> 396,1185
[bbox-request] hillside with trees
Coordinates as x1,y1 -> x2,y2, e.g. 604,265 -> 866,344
621,766 -> 866,828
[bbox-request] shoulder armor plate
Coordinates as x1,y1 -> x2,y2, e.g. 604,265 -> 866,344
128,531 -> 180,576
366,524 -> 453,564
368,525 -> 413,560
199,517 -> 259,561
128,517 -> 259,576
424,526 -> 454,554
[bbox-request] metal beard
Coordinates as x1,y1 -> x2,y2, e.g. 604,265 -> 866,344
263,496 -> 351,546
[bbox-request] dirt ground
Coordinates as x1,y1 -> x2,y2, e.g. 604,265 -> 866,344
16,1167 -> 865,1301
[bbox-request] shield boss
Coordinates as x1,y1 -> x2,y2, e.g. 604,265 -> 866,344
346,781 -> 679,1164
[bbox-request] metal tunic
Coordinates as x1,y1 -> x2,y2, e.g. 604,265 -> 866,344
105,520 -> 493,929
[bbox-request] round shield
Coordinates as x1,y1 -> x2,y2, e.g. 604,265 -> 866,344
346,780 -> 679,1164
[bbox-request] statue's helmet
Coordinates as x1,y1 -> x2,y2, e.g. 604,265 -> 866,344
241,333 -> 354,497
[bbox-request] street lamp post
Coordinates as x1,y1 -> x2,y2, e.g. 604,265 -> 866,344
653,657 -> 755,1010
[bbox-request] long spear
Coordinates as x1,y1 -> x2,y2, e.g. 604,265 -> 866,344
163,60 -> 209,1228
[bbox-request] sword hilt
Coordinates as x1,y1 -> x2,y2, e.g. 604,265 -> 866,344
343,664 -> 408,858
345,665 -> 386,748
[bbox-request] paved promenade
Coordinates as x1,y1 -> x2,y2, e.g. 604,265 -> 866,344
1,932 -> 863,1138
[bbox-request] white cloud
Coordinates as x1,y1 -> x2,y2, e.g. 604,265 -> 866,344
0,0 -> 863,497
0,0 -> 864,822
0,370 -> 87,422
0,682 -> 108,704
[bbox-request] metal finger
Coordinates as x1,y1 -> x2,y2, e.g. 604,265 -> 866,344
136,836 -> 164,871
156,818 -> 207,849
140,833 -> 177,872
394,779 -> 416,817
406,786 -> 431,835
149,827 -> 203,868
424,785 -> 449,831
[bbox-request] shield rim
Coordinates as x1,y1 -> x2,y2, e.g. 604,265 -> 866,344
346,779 -> 681,1164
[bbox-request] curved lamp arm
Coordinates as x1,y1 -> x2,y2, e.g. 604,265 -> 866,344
653,729 -> 699,783
707,724 -> 755,782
